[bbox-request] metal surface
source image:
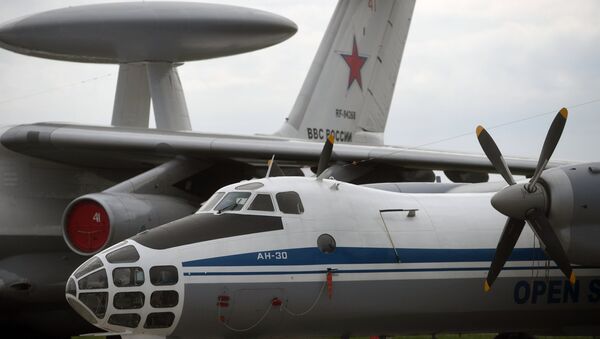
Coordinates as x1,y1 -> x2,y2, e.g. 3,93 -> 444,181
0,1 -> 593,337
316,133 -> 334,177
68,176 -> 600,338
528,108 -> 568,191
146,63 -> 191,131
112,64 -> 151,128
477,109 -> 576,291
0,2 -> 297,63
476,126 -> 516,185
275,0 -> 416,146
0,123 -> 564,176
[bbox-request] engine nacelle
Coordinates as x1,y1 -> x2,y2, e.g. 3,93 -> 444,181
62,193 -> 197,255
542,162 -> 600,266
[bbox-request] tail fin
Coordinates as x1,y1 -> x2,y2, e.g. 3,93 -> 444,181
274,0 -> 416,145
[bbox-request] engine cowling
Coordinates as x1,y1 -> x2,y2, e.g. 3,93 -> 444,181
542,162 -> 600,266
62,193 -> 197,255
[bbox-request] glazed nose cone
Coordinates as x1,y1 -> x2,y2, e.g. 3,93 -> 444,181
65,255 -> 108,325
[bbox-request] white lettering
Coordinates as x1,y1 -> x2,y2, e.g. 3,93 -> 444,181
92,212 -> 102,223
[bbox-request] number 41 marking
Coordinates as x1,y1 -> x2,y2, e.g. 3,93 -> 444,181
93,212 -> 102,223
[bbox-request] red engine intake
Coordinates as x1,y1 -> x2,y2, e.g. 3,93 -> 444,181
65,200 -> 110,254
63,193 -> 197,256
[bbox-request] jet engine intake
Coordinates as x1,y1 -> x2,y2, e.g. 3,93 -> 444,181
62,193 -> 197,256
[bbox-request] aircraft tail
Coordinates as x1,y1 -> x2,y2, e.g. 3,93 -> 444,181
274,0 -> 416,145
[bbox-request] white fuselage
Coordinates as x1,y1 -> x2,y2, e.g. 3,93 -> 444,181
67,177 -> 600,338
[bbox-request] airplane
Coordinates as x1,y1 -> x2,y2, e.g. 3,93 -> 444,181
66,109 -> 600,338
0,0 -> 576,337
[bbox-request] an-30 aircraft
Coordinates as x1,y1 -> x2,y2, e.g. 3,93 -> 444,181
0,0 -> 580,338
67,110 -> 600,338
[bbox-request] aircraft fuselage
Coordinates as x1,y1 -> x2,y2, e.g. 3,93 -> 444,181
68,177 -> 600,338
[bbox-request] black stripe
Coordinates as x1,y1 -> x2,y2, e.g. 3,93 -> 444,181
132,213 -> 283,250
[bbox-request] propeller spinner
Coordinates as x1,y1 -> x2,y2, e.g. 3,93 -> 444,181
477,108 -> 574,292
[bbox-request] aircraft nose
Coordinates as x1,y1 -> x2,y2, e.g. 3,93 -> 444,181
65,241 -> 183,334
65,254 -> 108,326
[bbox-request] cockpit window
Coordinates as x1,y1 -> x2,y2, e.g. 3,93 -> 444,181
113,267 -> 144,287
78,269 -> 108,290
79,292 -> 108,319
106,245 -> 140,263
199,192 -> 225,212
248,194 -> 275,212
150,290 -> 179,308
276,191 -> 304,214
144,312 -> 175,329
150,266 -> 178,286
66,278 -> 76,297
235,182 -> 264,190
114,292 -> 145,309
74,257 -> 103,278
109,313 -> 141,328
214,192 -> 251,213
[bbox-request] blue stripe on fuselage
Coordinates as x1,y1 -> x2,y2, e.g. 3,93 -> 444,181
183,266 -> 546,276
181,247 -> 547,267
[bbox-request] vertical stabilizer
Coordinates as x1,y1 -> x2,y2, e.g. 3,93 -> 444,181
275,0 -> 415,145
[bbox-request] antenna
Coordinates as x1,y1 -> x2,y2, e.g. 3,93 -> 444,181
266,155 -> 276,178
0,2 -> 297,131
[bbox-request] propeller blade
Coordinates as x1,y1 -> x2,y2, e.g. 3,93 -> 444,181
484,217 -> 526,292
526,210 -> 576,285
316,132 -> 335,177
528,108 -> 568,190
476,126 -> 516,185
266,158 -> 285,177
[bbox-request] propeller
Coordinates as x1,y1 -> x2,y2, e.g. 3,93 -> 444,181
477,108 -> 574,292
316,132 -> 335,178
265,155 -> 285,177
267,133 -> 335,179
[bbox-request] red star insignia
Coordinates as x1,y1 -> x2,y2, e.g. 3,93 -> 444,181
341,36 -> 368,90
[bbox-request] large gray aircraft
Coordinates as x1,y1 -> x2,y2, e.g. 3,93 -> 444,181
0,1 -> 565,338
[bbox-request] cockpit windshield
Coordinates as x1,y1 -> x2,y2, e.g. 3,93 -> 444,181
214,192 -> 251,213
197,181 -> 305,215
198,192 -> 225,212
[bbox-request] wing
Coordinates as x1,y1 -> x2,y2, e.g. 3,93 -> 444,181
0,123 -> 563,175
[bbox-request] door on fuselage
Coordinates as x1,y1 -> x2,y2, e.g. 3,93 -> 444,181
379,206 -> 438,261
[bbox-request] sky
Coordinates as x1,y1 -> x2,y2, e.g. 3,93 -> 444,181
0,0 -> 599,163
